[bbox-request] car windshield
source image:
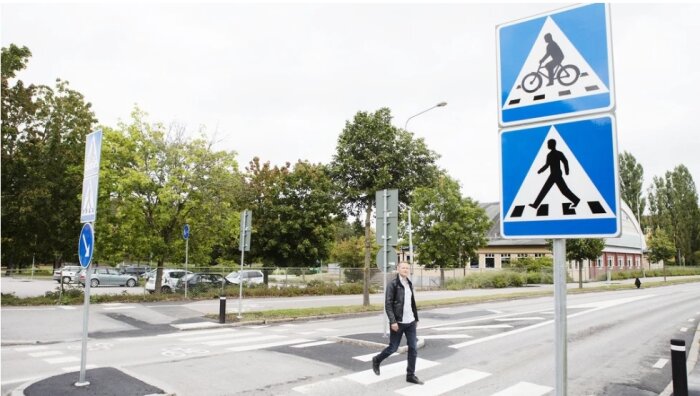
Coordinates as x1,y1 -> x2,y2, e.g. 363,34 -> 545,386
227,271 -> 239,278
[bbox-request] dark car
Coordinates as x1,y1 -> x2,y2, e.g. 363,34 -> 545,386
120,265 -> 151,277
176,273 -> 226,290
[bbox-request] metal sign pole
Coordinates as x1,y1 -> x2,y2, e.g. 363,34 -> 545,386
553,238 -> 567,396
382,189 -> 389,336
408,206 -> 414,277
77,223 -> 94,387
185,238 -> 189,299
238,210 -> 248,319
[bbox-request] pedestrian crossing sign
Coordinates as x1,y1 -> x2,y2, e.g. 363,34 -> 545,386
497,3 -> 614,126
499,114 -> 620,238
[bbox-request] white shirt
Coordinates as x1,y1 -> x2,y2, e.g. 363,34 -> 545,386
399,275 -> 415,324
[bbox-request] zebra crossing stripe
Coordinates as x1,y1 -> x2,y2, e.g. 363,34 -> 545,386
490,381 -> 553,396
14,345 -> 49,352
181,331 -> 257,342
44,356 -> 80,364
61,364 -> 97,372
353,352 -> 399,362
419,335 -> 472,340
652,358 -> 669,369
395,368 -> 491,396
291,340 -> 335,348
226,338 -> 311,352
157,328 -> 233,338
344,358 -> 439,385
172,322 -> 221,330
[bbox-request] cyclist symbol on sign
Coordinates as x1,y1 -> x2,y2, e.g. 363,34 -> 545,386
521,33 -> 581,93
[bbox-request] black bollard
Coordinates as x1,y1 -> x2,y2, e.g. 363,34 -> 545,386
219,296 -> 226,324
671,339 -> 688,396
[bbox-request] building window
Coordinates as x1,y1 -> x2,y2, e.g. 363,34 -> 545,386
618,257 -> 624,268
607,257 -> 613,268
597,257 -> 602,268
517,253 -> 528,259
501,254 -> 511,268
470,257 -> 479,268
485,253 -> 495,268
636,257 -> 641,267
627,257 -> 632,267
534,253 -> 545,258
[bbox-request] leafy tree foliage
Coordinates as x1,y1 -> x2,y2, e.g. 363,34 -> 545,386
565,238 -> 604,288
97,110 -> 244,291
329,108 -> 439,305
410,174 -> 490,269
619,151 -> 646,225
647,228 -> 675,264
647,165 -> 700,265
244,158 -> 339,267
2,44 -> 97,268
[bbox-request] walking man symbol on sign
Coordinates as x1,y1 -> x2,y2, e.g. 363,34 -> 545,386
529,139 -> 580,210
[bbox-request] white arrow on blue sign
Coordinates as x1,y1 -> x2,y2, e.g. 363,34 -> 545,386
183,224 -> 190,240
499,114 -> 620,239
78,223 -> 95,268
497,3 -> 614,126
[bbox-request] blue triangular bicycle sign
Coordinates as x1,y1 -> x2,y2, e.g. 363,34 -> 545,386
497,3 -> 615,126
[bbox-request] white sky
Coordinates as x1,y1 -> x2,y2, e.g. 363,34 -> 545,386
2,2 -> 699,205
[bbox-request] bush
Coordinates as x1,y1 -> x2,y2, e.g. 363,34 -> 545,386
446,271 -> 526,289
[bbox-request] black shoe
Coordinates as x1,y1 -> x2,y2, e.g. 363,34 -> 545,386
372,357 -> 380,376
406,375 -> 424,385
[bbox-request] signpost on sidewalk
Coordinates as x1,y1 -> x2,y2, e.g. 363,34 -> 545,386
497,4 -> 617,395
238,210 -> 252,319
76,130 -> 102,387
183,224 -> 190,299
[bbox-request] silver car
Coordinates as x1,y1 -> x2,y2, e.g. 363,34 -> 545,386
53,265 -> 83,284
79,267 -> 138,288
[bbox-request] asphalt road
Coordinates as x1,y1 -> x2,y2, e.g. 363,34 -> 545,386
1,276 -> 146,298
2,282 -> 699,395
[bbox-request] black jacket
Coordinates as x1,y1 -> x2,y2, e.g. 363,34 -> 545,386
385,274 -> 418,324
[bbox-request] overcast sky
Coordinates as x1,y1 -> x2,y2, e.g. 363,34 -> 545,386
2,2 -> 699,206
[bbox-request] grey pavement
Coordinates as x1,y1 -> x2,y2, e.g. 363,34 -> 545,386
5,275 -> 700,396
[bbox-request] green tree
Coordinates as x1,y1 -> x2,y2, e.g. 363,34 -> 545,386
97,110 -> 244,292
329,108 -> 439,305
647,165 -> 700,265
619,151 -> 646,225
563,238 -> 604,288
1,44 -> 97,268
244,158 -> 340,268
647,228 -> 675,264
410,174 -> 490,280
330,235 -> 378,282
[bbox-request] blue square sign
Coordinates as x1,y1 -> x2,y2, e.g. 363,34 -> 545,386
499,114 -> 620,239
497,4 -> 615,126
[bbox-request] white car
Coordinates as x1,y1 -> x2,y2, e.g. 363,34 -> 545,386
53,265 -> 83,284
145,269 -> 191,293
225,270 -> 264,285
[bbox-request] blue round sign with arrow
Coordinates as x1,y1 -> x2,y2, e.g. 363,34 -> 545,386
183,224 -> 190,240
78,223 -> 94,268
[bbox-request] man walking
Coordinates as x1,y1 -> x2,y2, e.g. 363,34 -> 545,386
529,138 -> 580,210
371,262 -> 423,385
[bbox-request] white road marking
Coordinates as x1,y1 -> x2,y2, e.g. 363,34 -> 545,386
245,325 -> 269,329
353,352 -> 398,362
490,381 -> 553,396
291,340 -> 335,348
293,377 -> 347,394
226,338 -> 311,352
57,306 -> 76,310
103,306 -> 135,310
688,318 -> 695,322
28,351 -> 63,358
172,322 -> 221,330
681,327 -> 688,332
653,358 -> 669,369
44,356 -> 80,364
344,358 -> 439,385
204,335 -> 285,346
395,368 -> 490,396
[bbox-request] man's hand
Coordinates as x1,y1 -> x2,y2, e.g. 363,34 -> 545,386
390,323 -> 399,332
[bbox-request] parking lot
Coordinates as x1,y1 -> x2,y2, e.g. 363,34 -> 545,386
1,276 -> 147,298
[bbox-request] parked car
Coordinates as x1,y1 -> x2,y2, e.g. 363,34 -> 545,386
176,273 -> 226,290
225,269 -> 264,285
53,265 -> 83,284
145,269 -> 191,293
120,265 -> 151,277
79,267 -> 138,287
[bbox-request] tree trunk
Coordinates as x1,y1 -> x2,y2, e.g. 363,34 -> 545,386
363,207 -> 372,307
578,259 -> 583,289
154,259 -> 164,294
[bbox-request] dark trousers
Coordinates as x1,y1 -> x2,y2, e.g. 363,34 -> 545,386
373,321 -> 418,375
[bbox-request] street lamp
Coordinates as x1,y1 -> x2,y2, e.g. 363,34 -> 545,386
404,101 -> 447,130
403,101 -> 447,276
